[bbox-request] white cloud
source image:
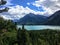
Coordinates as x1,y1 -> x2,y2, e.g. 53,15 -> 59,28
27,3 -> 30,5
1,0 -> 60,20
0,5 -> 47,20
32,0 -> 60,15
6,0 -> 12,5
0,5 -> 50,20
3,0 -> 14,7
32,3 -> 41,7
8,5 -> 47,16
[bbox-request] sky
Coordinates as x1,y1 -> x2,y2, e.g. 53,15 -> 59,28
0,0 -> 60,20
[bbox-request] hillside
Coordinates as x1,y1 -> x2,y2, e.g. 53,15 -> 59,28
0,17 -> 60,45
18,29 -> 60,45
44,10 -> 60,25
0,17 -> 17,45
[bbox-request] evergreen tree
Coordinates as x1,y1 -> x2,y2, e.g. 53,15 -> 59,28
17,28 -> 30,45
0,0 -> 9,13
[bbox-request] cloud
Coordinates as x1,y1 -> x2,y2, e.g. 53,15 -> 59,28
0,5 -> 47,20
27,3 -> 30,5
8,5 -> 49,15
6,0 -> 12,5
32,0 -> 60,15
1,0 -> 60,20
3,0 -> 14,7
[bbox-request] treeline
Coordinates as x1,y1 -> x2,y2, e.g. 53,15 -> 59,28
0,17 -> 17,45
0,17 -> 60,45
0,17 -> 17,31
18,29 -> 60,45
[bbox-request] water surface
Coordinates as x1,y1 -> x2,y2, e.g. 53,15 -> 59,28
17,25 -> 60,30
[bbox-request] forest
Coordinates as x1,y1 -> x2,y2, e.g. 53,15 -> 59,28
0,17 -> 60,45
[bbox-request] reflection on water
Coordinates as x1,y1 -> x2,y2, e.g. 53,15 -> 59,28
17,25 -> 60,30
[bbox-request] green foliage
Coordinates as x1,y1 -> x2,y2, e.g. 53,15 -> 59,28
17,28 -> 30,45
28,29 -> 60,45
17,29 -> 60,45
0,17 -> 16,32
0,17 -> 60,45
0,17 -> 17,45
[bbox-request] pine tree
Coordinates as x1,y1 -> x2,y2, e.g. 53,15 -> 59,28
0,0 -> 9,13
17,28 -> 30,45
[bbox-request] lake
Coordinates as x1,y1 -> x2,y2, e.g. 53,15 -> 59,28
17,25 -> 60,30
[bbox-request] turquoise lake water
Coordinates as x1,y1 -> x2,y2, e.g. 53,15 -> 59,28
17,25 -> 60,30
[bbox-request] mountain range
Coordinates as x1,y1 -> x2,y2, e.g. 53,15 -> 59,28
15,10 -> 60,25
17,13 -> 48,25
44,10 -> 60,25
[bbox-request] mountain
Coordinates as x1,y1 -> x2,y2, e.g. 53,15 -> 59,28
44,10 -> 60,25
17,13 -> 48,25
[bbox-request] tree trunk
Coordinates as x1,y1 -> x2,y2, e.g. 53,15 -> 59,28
22,25 -> 24,30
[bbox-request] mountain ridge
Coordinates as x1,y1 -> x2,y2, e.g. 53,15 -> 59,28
17,13 -> 48,25
44,10 -> 60,25
12,10 -> 60,25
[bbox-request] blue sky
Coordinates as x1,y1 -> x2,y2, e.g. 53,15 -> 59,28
10,0 -> 37,6
0,0 -> 60,20
7,0 -> 44,12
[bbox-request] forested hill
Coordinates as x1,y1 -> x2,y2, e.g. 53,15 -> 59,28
0,17 -> 17,31
0,17 -> 17,45
0,17 -> 60,45
18,29 -> 60,45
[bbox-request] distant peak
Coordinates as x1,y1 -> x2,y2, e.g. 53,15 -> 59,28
55,10 -> 60,13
